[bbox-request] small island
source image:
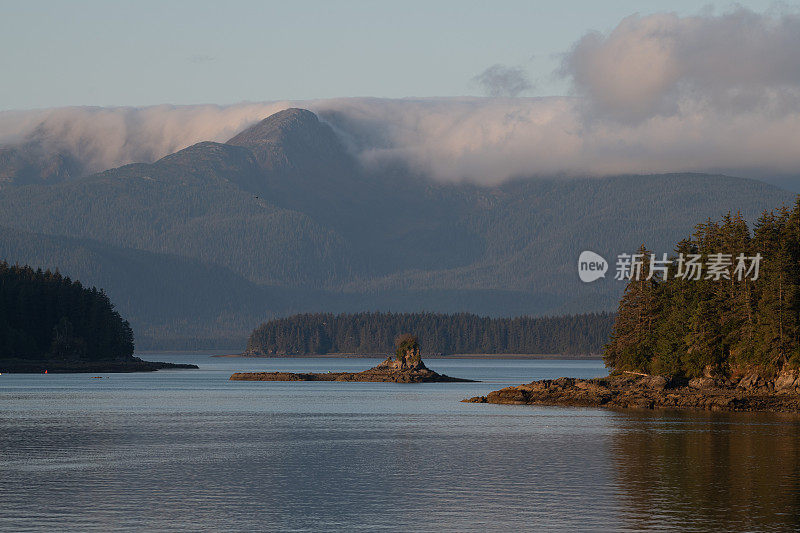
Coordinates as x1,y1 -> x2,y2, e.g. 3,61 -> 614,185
467,203 -> 800,412
230,334 -> 475,383
244,311 -> 613,357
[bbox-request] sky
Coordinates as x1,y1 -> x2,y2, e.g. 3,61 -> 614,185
0,0 -> 783,110
3,0 -> 800,189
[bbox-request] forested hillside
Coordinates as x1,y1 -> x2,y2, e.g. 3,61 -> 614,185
246,311 -> 615,356
605,200 -> 800,378
0,226 -> 286,348
0,261 -> 133,362
0,108 -> 792,348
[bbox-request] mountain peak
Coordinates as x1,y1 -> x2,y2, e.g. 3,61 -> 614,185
226,108 -> 349,173
226,108 -> 321,147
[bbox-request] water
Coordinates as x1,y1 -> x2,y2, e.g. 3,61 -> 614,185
2,355 -> 800,532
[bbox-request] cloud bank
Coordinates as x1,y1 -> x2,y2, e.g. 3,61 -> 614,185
2,8 -> 800,185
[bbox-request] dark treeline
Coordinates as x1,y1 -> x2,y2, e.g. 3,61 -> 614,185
605,199 -> 800,378
0,261 -> 134,361
246,311 -> 615,356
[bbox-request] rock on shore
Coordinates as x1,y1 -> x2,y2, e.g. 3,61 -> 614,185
464,371 -> 800,412
230,356 -> 475,383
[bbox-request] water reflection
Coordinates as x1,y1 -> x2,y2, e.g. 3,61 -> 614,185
610,410 -> 800,531
4,358 -> 800,531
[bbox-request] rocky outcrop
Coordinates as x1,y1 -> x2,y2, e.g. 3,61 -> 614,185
229,356 -> 475,383
463,372 -> 800,412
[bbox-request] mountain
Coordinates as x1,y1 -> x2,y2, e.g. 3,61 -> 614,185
0,225 -> 288,349
227,108 -> 350,174
0,120 -> 94,188
0,108 -> 793,348
0,143 -> 83,187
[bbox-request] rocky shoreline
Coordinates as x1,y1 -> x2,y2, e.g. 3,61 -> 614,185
0,357 -> 198,373
230,356 -> 475,383
464,371 -> 800,412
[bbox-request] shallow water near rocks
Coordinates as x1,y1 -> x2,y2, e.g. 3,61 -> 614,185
2,355 -> 800,532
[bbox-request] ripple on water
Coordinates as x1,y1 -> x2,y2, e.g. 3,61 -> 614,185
2,357 -> 799,531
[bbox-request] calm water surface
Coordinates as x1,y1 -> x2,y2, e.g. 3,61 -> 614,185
2,355 -> 800,532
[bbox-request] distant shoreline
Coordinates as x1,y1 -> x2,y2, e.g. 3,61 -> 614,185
212,353 -> 603,360
0,357 -> 198,374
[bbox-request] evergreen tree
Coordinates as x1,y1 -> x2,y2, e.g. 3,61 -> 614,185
604,245 -> 659,373
246,311 -> 615,356
604,198 -> 800,378
0,261 -> 134,362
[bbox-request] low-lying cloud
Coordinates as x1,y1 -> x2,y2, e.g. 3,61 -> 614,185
1,8 -> 800,185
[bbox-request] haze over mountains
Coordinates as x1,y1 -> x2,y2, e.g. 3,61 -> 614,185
0,108 -> 792,349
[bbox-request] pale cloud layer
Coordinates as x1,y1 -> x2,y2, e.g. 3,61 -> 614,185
2,8 -> 800,185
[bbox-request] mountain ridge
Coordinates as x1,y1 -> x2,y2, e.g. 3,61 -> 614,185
0,108 -> 794,348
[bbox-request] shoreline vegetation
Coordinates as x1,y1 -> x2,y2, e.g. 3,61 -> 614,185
231,335 -> 475,383
0,262 -> 197,373
471,200 -> 800,412
245,311 -> 612,357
